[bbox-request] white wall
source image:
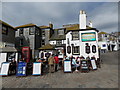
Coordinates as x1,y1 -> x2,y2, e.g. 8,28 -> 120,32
66,30 -> 99,59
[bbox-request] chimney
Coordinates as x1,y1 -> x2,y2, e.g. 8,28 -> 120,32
89,21 -> 92,28
79,10 -> 87,29
49,22 -> 53,29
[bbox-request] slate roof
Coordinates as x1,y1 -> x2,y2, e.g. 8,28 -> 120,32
0,20 -> 15,29
15,23 -> 36,29
38,44 -> 55,50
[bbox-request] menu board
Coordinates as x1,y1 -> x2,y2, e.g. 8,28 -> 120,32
81,60 -> 89,71
64,60 -> 72,72
16,62 -> 27,76
81,32 -> 96,41
32,62 -> 42,75
0,62 -> 10,76
91,60 -> 97,70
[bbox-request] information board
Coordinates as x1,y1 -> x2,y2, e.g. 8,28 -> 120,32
16,62 -> 27,76
91,60 -> 97,70
32,62 -> 42,75
81,32 -> 96,41
64,60 -> 72,72
0,62 -> 10,76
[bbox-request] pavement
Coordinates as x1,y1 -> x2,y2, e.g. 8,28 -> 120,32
1,51 -> 119,88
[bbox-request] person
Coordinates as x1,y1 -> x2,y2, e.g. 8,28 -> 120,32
72,57 -> 80,72
54,54 -> 59,72
76,56 -> 81,66
48,54 -> 55,73
86,56 -> 91,70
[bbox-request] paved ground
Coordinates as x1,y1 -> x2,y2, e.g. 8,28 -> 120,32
1,51 -> 119,88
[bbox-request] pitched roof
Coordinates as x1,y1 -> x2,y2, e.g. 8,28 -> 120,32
50,35 -> 66,40
15,23 -> 36,29
38,44 -> 55,50
98,32 -> 108,34
0,20 -> 15,29
39,25 -> 50,29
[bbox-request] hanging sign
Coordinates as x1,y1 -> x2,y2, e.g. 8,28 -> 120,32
0,62 -> 10,76
16,62 -> 27,76
64,60 -> 72,72
32,62 -> 42,75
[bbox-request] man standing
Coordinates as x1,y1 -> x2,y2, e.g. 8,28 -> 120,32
54,54 -> 59,72
48,54 -> 55,73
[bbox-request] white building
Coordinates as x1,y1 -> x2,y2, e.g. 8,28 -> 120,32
65,10 -> 99,59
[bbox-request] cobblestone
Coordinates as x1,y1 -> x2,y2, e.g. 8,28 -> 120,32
1,51 -> 119,88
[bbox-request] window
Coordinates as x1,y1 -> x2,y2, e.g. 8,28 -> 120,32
2,26 -> 8,35
56,40 -> 62,45
42,40 -> 45,45
72,31 -> 79,40
58,30 -> 64,35
29,27 -> 35,35
67,46 -> 71,54
92,45 -> 96,53
20,39 -> 23,46
72,45 -> 80,55
19,28 -> 23,35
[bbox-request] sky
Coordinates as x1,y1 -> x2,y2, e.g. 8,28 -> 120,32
1,2 -> 118,33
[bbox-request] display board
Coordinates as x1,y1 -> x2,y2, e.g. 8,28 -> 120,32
16,62 -> 27,76
81,60 -> 89,72
64,60 -> 72,72
0,62 -> 10,76
32,62 -> 42,75
81,32 -> 96,41
91,60 -> 97,70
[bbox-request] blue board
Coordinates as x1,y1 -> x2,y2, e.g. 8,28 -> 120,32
16,62 -> 27,76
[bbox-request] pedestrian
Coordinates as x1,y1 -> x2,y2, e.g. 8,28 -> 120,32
54,54 -> 59,72
48,54 -> 55,73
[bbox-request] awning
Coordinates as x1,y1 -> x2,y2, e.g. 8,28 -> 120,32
0,47 -> 18,52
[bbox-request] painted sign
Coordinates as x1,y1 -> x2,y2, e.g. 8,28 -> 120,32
32,62 -> 42,75
16,62 -> 27,76
64,60 -> 72,72
0,62 -> 10,76
81,32 -> 96,41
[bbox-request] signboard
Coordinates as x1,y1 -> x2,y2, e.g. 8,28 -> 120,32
32,62 -> 42,75
91,60 -> 97,70
16,62 -> 27,76
81,32 -> 96,41
22,47 -> 30,63
0,62 -> 10,76
81,60 -> 89,72
64,60 -> 72,72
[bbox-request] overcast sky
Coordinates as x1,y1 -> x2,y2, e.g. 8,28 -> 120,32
1,2 -> 118,33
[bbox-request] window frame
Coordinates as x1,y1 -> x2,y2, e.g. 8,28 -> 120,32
72,45 -> 80,55
2,25 -> 8,35
72,31 -> 79,40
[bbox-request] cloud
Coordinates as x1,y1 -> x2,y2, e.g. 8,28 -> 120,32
2,2 -> 118,33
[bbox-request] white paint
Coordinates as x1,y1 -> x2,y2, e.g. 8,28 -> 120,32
49,40 -> 56,45
98,41 -> 108,50
15,53 -> 18,62
79,10 -> 86,29
66,30 -> 99,59
0,53 -> 7,68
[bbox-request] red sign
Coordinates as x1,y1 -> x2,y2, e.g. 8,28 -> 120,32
22,47 -> 30,63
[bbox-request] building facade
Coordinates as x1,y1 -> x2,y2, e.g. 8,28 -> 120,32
65,10 -> 99,59
0,20 -> 18,68
15,23 -> 42,60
